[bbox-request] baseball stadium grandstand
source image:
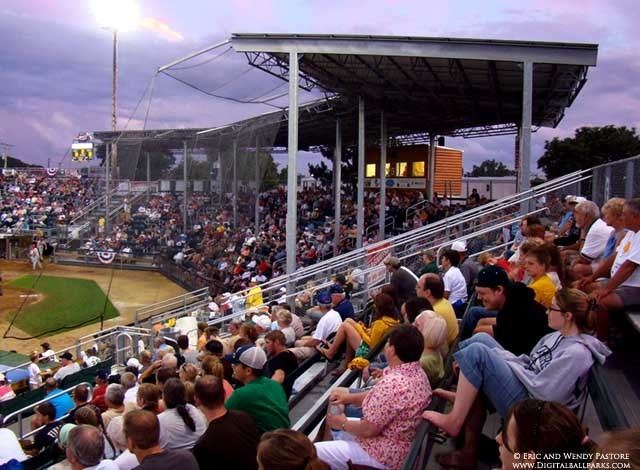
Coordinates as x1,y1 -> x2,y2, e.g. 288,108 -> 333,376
0,33 -> 638,470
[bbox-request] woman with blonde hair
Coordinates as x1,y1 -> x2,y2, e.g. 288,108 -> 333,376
414,310 -> 448,386
258,429 -> 329,470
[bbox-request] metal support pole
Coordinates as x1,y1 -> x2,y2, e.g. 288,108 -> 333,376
183,141 -> 188,235
379,111 -> 387,241
105,142 -> 111,234
217,149 -> 223,210
428,134 -> 436,201
625,160 -> 634,199
146,151 -> 150,204
232,139 -> 238,228
333,119 -> 342,256
356,96 -> 365,249
519,61 -> 533,213
255,134 -> 261,235
286,51 -> 300,307
603,165 -> 611,202
111,30 -> 118,179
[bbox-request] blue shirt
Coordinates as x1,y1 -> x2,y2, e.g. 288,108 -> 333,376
334,299 -> 354,320
46,390 -> 74,419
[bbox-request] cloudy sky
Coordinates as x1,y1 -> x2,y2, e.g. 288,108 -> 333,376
1,0 -> 639,175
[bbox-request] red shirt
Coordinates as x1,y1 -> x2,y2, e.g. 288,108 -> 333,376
91,383 -> 108,412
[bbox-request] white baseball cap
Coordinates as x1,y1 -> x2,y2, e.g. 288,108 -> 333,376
451,240 -> 467,252
252,314 -> 272,330
228,345 -> 267,370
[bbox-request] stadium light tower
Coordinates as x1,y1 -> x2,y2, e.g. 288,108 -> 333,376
91,0 -> 140,132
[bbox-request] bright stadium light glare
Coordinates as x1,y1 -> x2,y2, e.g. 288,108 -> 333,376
91,0 -> 140,32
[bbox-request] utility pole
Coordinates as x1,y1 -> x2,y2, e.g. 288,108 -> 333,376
0,142 -> 14,170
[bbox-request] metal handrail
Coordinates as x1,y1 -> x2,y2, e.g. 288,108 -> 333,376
4,382 -> 93,439
364,216 -> 395,239
405,198 -> 433,223
135,287 -> 210,326
1,327 -> 153,376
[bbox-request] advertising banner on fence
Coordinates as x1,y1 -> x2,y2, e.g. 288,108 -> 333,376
366,241 -> 392,287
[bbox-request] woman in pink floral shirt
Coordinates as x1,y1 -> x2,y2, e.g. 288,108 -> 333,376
315,324 -> 432,469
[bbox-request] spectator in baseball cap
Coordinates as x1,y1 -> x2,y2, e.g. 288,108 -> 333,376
224,346 -> 290,433
471,266 -> 551,355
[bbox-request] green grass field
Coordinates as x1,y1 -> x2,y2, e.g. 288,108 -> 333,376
8,275 -> 119,336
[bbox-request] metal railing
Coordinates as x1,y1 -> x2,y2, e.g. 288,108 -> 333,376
364,216 -> 396,240
134,286 -> 210,327
405,198 -> 433,225
4,382 -> 93,439
1,327 -> 154,377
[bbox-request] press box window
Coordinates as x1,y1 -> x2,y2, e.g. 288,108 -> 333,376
366,163 -> 377,177
412,162 -> 425,177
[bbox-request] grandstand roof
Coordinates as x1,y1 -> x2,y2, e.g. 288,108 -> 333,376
231,33 -> 598,137
95,33 -> 597,148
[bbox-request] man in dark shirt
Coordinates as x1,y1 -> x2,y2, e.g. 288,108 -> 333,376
474,266 -> 551,356
193,375 -> 259,469
330,284 -> 354,320
23,402 -> 62,456
123,410 -> 199,470
263,330 -> 298,398
383,257 -> 418,304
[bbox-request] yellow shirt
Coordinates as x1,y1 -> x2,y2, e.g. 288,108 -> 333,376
353,316 -> 399,347
432,298 -> 460,345
529,274 -> 556,308
245,286 -> 264,309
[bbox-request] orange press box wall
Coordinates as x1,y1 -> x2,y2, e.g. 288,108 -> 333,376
364,144 -> 463,195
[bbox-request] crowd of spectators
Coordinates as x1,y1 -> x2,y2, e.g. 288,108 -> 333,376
0,171 -> 98,233
4,167 -> 639,468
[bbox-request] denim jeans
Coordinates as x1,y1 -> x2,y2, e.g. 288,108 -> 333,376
460,306 -> 498,340
454,333 -> 529,417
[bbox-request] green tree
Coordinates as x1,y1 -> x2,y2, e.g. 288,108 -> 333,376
308,160 -> 332,187
3,155 -> 40,168
465,159 -> 516,177
538,126 -> 640,178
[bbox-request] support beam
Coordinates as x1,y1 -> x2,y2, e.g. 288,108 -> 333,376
217,150 -> 223,210
427,134 -> 436,201
146,152 -> 150,204
286,51 -> 299,282
105,143 -> 111,234
255,134 -> 261,235
232,139 -> 238,228
379,111 -> 387,241
519,61 -> 533,212
356,96 -> 365,249
333,119 -> 342,256
183,140 -> 188,235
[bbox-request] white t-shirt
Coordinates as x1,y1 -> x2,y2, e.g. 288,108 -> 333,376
611,231 -> 640,288
581,218 -> 614,266
443,266 -> 468,304
0,428 -> 28,464
28,362 -> 42,389
53,362 -> 81,382
158,404 -> 207,450
114,449 -> 139,470
123,385 -> 139,405
312,308 -> 343,341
